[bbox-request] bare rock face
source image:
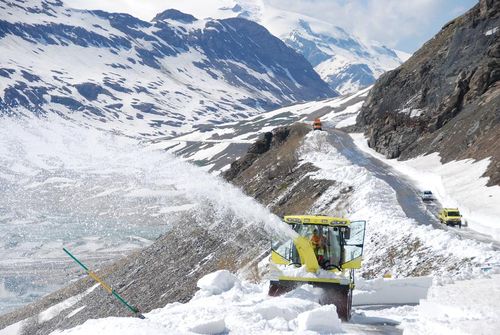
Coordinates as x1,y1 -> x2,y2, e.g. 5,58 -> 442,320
356,0 -> 500,185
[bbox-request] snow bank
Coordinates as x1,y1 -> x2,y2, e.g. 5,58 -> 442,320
354,277 -> 432,305
297,305 -> 342,332
45,270 -> 482,335
196,270 -> 238,295
49,317 -> 171,335
403,274 -> 500,335
49,271 -> 342,335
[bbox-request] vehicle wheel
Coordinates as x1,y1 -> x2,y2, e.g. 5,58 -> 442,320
336,286 -> 352,321
321,285 -> 351,321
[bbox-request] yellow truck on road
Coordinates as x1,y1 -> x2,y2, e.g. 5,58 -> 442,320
438,208 -> 462,228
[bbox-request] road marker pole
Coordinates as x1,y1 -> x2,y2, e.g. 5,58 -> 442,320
63,247 -> 145,319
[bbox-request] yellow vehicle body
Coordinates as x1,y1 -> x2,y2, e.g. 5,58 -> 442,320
438,208 -> 462,227
269,215 -> 366,320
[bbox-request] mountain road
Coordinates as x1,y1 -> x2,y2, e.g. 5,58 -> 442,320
326,127 -> 500,251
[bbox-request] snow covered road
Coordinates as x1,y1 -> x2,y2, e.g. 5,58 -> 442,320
328,129 -> 437,227
326,128 -> 500,250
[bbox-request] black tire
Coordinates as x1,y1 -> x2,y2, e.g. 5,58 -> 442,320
320,285 -> 351,321
345,286 -> 353,321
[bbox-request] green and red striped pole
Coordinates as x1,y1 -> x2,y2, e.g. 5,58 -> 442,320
63,247 -> 145,319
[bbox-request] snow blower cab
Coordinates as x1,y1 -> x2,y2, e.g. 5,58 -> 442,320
269,215 -> 366,320
312,118 -> 322,131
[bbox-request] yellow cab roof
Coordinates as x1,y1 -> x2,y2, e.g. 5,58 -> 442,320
283,215 -> 350,226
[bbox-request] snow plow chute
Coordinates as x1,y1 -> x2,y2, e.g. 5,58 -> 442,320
268,215 -> 366,321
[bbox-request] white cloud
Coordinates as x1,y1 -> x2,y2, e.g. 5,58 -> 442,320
266,0 -> 475,51
63,0 -> 233,21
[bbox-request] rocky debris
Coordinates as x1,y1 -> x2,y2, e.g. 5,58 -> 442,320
0,213 -> 269,335
356,0 -> 500,186
225,123 -> 335,216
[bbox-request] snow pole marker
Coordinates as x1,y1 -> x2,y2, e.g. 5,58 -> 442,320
63,247 -> 145,319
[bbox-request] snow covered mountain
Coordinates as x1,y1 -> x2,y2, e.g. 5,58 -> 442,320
284,21 -> 409,94
142,0 -> 410,94
0,0 -> 334,137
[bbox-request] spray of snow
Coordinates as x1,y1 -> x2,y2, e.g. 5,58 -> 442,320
0,115 -> 293,314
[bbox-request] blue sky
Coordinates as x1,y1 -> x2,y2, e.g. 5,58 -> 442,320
64,0 -> 478,52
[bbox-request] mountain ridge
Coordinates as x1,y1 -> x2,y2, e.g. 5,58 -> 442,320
92,0 -> 408,94
0,0 -> 335,137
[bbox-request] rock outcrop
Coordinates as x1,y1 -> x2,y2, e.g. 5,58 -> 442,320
356,0 -> 500,185
224,123 -> 336,216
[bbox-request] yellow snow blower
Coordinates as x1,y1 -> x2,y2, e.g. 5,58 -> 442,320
268,215 -> 366,320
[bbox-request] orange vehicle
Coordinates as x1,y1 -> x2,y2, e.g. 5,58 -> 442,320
313,118 -> 322,130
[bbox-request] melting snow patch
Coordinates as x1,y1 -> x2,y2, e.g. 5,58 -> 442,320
66,305 -> 86,319
398,107 -> 424,118
485,27 -> 498,35
296,305 -> 342,332
0,319 -> 27,335
38,284 -> 98,323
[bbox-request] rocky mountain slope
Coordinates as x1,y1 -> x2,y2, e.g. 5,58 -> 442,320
0,208 -> 271,335
0,0 -> 334,137
356,0 -> 500,186
224,124 -> 341,217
